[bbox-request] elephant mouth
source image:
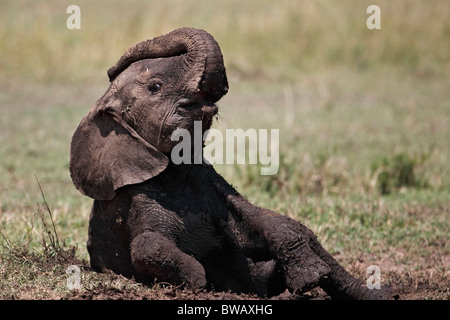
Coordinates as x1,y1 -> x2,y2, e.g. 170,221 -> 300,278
171,97 -> 219,136
176,101 -> 219,127
200,104 -> 218,116
183,103 -> 218,133
177,99 -> 218,116
158,100 -> 218,155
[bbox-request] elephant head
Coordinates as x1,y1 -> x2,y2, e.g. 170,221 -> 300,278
70,28 -> 229,200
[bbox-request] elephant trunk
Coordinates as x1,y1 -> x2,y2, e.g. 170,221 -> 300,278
107,27 -> 228,102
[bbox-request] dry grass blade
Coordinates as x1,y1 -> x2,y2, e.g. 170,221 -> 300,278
34,174 -> 75,263
34,174 -> 60,248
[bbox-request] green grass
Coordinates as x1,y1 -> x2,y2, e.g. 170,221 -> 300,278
0,0 -> 449,299
213,68 -> 449,262
1,0 -> 449,82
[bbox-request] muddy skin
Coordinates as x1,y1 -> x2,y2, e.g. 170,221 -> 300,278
85,162 -> 390,299
70,28 -> 391,300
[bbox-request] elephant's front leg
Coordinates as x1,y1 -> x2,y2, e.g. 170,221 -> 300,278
130,231 -> 206,289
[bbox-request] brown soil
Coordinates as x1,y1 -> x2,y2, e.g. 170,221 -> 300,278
65,250 -> 449,300
3,242 -> 447,300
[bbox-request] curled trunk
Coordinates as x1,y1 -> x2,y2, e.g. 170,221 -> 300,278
107,27 -> 228,102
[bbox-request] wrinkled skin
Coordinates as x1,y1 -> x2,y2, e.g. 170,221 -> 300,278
70,28 -> 391,299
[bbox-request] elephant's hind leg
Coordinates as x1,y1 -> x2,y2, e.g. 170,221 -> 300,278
308,235 -> 392,300
130,231 -> 206,290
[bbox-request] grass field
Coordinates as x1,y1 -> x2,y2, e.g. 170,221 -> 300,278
0,0 -> 449,299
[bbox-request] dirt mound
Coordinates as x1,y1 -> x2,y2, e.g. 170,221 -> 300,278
68,285 -> 265,300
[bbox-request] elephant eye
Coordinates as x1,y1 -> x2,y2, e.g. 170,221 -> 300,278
149,82 -> 162,93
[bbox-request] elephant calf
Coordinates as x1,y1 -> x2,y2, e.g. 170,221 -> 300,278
70,27 -> 390,299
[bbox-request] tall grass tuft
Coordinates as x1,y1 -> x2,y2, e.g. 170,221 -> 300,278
371,152 -> 430,195
34,175 -> 77,262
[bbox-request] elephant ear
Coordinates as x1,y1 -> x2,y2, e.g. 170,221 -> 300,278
70,92 -> 169,200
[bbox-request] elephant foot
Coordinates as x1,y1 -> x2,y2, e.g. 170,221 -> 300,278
264,219 -> 331,294
283,252 -> 331,295
130,231 -> 206,290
